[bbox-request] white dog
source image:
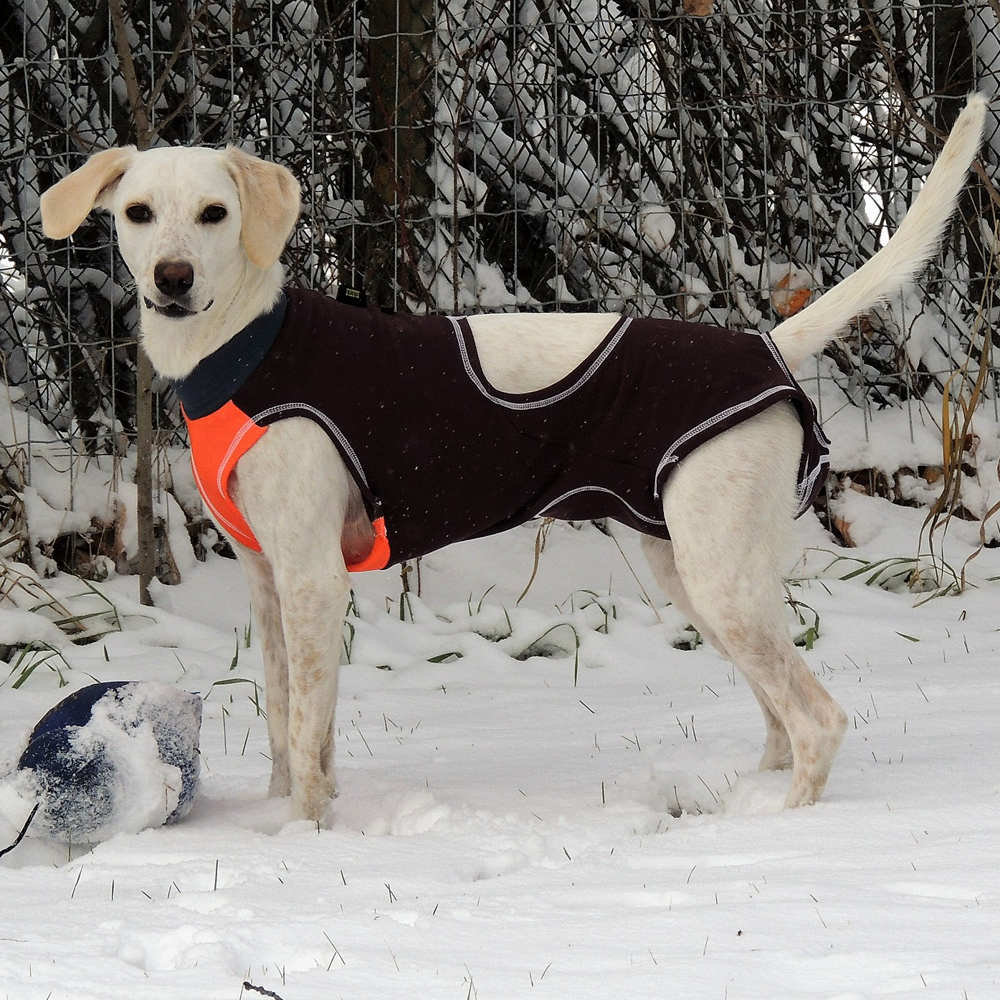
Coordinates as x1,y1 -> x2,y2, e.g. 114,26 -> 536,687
41,96 -> 986,822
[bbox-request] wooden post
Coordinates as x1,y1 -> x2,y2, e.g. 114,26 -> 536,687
108,0 -> 156,605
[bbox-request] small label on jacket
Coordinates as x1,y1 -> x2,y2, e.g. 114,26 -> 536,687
336,284 -> 368,307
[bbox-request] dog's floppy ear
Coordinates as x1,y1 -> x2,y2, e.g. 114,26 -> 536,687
40,147 -> 137,240
224,147 -> 301,269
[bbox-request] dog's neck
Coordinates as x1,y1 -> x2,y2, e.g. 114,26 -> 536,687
169,292 -> 287,419
140,261 -> 285,380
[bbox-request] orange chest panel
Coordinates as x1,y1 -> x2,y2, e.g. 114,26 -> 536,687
183,400 -> 389,572
185,400 -> 266,551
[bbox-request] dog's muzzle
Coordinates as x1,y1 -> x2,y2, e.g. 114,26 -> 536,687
146,260 -> 213,318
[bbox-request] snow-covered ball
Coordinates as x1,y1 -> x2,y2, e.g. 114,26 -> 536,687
3,681 -> 202,842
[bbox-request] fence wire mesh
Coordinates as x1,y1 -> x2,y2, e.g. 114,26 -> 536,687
1,0 -> 999,579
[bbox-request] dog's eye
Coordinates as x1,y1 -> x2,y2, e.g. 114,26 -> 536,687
125,204 -> 152,224
200,205 -> 228,224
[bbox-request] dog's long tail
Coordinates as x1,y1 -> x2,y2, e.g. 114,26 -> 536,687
770,94 -> 988,372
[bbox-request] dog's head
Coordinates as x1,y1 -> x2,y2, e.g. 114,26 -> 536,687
40,145 -> 300,370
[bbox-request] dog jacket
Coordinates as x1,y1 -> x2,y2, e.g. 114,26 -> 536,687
171,288 -> 829,571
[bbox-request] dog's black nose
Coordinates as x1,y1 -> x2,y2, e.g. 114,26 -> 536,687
154,261 -> 195,299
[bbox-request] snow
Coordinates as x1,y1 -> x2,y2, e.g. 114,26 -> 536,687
2,487 -> 999,998
0,607 -> 66,650
639,205 -> 676,255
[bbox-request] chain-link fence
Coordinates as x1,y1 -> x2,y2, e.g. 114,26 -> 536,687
1,0 -> 999,583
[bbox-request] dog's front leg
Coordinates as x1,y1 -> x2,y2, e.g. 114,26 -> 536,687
231,419 -> 356,823
235,546 -> 292,797
273,557 -> 350,820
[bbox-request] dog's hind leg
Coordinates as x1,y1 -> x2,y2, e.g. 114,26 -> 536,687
640,535 -> 727,655
659,405 -> 847,807
641,535 -> 793,772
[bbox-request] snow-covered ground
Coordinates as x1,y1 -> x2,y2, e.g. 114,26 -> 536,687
1,479 -> 998,1000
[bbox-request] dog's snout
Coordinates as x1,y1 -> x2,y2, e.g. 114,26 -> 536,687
154,261 -> 195,299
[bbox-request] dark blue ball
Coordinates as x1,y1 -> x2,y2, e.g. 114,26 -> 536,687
16,681 -> 202,839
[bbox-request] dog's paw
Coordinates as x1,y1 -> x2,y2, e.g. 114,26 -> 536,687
290,774 -> 336,825
267,770 -> 292,799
